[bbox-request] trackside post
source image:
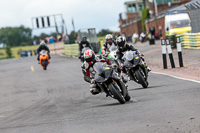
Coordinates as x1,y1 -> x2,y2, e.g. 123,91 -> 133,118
176,37 -> 184,67
166,39 -> 175,68
161,39 -> 167,69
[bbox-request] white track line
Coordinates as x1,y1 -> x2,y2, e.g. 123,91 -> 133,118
151,71 -> 200,84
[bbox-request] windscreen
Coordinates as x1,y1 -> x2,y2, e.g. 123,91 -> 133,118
123,51 -> 136,61
40,50 -> 47,55
93,62 -> 105,74
170,19 -> 190,28
82,47 -> 90,54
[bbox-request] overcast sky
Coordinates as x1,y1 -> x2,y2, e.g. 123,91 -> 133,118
0,0 -> 131,35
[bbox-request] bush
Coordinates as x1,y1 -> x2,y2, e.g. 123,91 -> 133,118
142,8 -> 149,33
6,46 -> 12,57
17,48 -> 23,55
0,52 -> 4,56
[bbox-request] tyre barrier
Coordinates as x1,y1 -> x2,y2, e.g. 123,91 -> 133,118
178,33 -> 200,49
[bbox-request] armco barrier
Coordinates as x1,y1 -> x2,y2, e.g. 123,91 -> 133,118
178,33 -> 200,49
64,44 -> 79,56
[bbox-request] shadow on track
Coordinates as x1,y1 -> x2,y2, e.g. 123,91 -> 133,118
93,100 -> 136,108
128,85 -> 167,91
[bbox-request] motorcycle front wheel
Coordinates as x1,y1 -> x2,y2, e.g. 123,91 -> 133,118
135,70 -> 148,88
108,83 -> 125,104
42,60 -> 48,70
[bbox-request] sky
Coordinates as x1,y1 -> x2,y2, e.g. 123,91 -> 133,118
0,0 -> 132,36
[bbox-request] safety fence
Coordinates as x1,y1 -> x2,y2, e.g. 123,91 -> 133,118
178,33 -> 200,49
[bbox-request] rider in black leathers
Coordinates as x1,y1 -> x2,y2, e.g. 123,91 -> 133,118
116,36 -> 151,78
116,36 -> 139,65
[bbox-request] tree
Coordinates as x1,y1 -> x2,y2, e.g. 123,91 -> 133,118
141,8 -> 150,33
97,29 -> 112,37
6,45 -> 12,57
69,31 -> 77,44
0,25 -> 32,47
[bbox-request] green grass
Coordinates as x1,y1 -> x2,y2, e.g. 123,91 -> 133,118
0,45 -> 39,57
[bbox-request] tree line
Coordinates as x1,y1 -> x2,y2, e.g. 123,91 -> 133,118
0,25 -> 32,47
0,25 -> 119,47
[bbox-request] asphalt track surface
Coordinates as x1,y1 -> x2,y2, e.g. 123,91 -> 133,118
0,55 -> 200,133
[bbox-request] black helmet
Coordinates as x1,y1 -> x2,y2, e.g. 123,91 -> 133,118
82,36 -> 87,42
116,36 -> 126,50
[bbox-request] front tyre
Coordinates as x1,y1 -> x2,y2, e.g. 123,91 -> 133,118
125,92 -> 131,101
42,60 -> 48,70
135,70 -> 148,88
108,83 -> 125,104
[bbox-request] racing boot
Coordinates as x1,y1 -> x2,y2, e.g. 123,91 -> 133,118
90,84 -> 100,95
147,66 -> 151,72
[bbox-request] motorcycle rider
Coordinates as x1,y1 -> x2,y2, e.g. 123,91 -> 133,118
78,36 -> 92,59
37,41 -> 51,63
116,36 -> 151,79
103,34 -> 117,54
81,49 -> 111,95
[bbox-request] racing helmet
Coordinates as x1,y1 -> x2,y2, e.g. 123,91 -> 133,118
116,36 -> 126,50
105,34 -> 113,45
84,49 -> 95,65
40,41 -> 46,46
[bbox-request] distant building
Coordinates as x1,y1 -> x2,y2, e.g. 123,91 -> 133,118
119,0 -> 191,38
119,0 -> 148,38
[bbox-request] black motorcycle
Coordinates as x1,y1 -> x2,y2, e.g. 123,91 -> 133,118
123,51 -> 149,88
93,62 -> 131,104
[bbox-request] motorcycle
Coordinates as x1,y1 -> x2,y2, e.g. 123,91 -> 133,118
93,62 -> 131,104
122,51 -> 149,88
39,50 -> 49,70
